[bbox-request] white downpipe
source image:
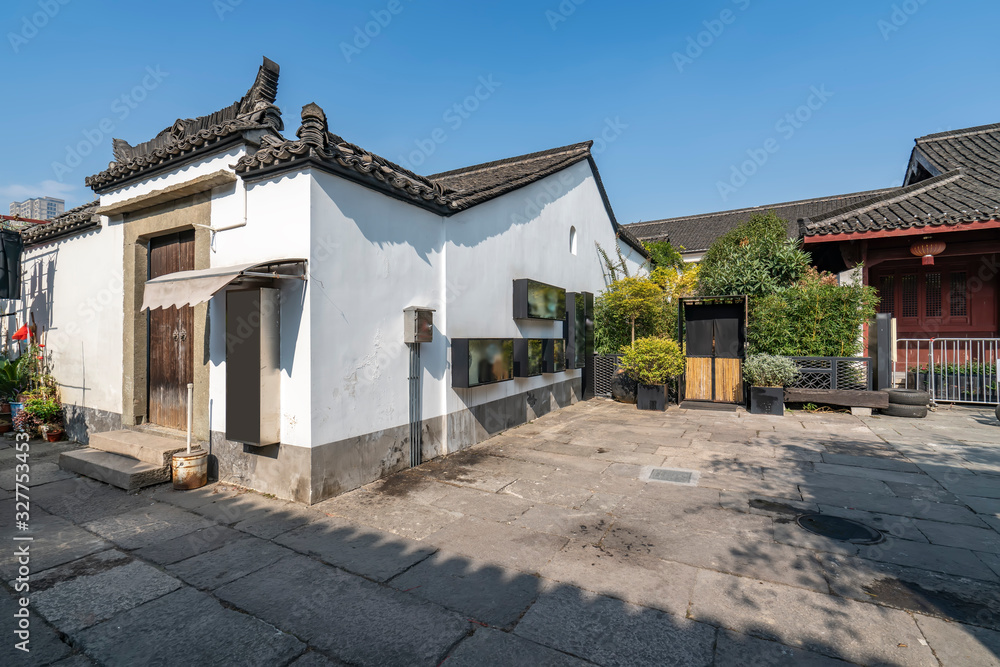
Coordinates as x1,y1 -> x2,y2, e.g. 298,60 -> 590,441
186,382 -> 194,454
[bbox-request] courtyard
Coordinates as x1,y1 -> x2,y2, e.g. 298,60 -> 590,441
3,399 -> 1000,666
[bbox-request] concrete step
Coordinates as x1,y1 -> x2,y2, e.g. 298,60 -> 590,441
89,430 -> 188,467
59,449 -> 171,491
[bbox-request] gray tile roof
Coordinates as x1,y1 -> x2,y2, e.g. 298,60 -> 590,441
86,57 -> 283,193
236,104 -> 648,257
22,200 -> 101,246
627,189 -> 895,252
802,123 -> 1000,236
428,142 -> 593,210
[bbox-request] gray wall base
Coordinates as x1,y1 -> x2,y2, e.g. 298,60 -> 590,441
62,405 -> 123,445
208,377 -> 584,505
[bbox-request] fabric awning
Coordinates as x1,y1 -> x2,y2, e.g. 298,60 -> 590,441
141,259 -> 306,311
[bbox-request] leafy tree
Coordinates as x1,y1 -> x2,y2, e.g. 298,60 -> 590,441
600,276 -> 664,347
697,212 -> 809,297
644,240 -> 686,271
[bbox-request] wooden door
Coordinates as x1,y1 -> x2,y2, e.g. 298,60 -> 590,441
684,303 -> 744,403
148,231 -> 195,429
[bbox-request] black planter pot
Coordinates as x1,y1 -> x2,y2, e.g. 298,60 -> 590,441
637,384 -> 667,411
750,386 -> 784,416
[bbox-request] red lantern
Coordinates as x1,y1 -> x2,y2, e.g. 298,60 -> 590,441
910,239 -> 946,266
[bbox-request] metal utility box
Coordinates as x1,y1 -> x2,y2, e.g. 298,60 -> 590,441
226,288 -> 280,446
403,306 -> 435,344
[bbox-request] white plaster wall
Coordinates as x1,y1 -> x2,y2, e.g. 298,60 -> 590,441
307,170 -> 446,447
205,172 -> 313,447
99,147 -> 245,206
444,160 -> 639,412
19,220 -> 124,415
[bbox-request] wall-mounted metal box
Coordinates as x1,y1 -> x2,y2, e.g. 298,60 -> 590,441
404,306 -> 435,344
226,288 -> 280,446
452,339 -> 514,388
513,279 -> 566,320
513,339 -> 545,377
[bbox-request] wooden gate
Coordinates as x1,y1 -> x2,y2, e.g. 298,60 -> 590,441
681,297 -> 747,404
148,231 -> 195,430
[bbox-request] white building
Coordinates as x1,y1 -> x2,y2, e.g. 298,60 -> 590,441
19,57 -> 647,503
10,196 -> 65,220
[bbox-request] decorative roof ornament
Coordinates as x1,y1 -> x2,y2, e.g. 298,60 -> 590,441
87,57 -> 284,192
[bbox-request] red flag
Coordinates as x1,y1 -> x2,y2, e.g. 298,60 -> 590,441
11,325 -> 29,341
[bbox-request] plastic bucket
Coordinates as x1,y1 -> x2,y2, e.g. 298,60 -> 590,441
172,449 -> 208,490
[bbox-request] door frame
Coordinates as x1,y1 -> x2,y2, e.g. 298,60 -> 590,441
678,296 -> 748,404
121,195 -> 212,439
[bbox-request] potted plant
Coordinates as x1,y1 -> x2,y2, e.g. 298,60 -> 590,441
22,393 -> 63,441
744,354 -> 801,416
0,354 -> 30,428
618,337 -> 685,411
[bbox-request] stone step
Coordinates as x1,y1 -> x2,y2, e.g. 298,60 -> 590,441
59,449 -> 171,491
89,430 -> 189,467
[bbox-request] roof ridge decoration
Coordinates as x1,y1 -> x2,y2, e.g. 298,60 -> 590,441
86,57 -> 284,193
235,102 -> 457,213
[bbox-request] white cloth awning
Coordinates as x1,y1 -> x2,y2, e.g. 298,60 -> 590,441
141,259 -> 306,311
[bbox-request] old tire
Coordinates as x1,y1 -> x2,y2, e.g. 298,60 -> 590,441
887,389 -> 930,406
882,403 -> 928,419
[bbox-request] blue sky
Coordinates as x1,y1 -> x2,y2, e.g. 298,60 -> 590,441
2,0 -> 998,224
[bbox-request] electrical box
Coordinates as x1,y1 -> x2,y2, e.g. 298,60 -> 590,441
404,306 -> 435,344
226,288 -> 280,446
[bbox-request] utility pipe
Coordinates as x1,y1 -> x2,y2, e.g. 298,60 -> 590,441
192,179 -> 248,236
186,383 -> 194,454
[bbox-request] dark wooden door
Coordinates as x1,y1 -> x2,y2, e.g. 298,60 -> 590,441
148,231 -> 195,429
684,303 -> 744,403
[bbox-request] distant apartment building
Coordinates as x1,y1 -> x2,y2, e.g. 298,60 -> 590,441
9,196 -> 65,220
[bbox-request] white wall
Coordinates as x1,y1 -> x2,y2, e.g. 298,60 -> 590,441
205,171 -> 313,447
443,160 -> 641,413
19,221 -> 124,416
307,170 -> 447,447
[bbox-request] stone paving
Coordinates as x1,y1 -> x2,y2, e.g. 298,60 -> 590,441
3,400 -> 1000,665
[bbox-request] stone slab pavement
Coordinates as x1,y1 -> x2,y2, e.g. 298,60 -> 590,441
3,401 -> 1000,665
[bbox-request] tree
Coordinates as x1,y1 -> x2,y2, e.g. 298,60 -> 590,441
697,212 -> 810,297
601,276 -> 664,346
644,240 -> 686,272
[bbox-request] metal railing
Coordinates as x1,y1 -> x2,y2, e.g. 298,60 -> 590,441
786,357 -> 873,392
592,354 -> 622,397
899,338 -> 1000,405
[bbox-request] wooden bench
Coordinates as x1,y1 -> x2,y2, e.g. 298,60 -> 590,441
784,388 -> 889,409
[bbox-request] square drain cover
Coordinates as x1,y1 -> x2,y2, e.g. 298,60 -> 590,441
643,467 -> 699,486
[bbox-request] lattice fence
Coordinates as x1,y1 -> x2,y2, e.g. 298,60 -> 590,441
787,357 -> 872,392
593,354 -> 622,397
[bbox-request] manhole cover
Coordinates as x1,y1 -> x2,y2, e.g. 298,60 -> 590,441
647,468 -> 696,485
795,513 -> 884,545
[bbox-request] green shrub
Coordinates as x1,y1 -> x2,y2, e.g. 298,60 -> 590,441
23,394 -> 62,425
744,354 -> 801,387
618,337 -> 685,385
748,267 -> 878,357
0,355 -> 32,402
697,212 -> 810,297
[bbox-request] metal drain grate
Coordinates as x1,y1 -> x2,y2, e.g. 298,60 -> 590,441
795,513 -> 884,545
644,467 -> 699,486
